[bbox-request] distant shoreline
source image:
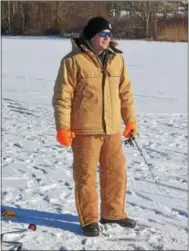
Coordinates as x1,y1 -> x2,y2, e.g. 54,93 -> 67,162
1,34 -> 188,43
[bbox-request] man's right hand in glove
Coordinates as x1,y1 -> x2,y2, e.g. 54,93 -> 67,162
56,128 -> 75,147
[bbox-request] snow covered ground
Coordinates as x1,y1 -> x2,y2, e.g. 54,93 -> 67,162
2,36 -> 188,250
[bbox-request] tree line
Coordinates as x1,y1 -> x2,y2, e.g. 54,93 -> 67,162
1,1 -> 188,41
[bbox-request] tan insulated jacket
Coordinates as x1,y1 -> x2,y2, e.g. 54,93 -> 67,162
52,38 -> 136,135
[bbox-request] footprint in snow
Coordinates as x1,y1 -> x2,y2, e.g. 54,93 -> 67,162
14,143 -> 22,149
33,165 -> 47,174
64,182 -> 70,187
59,246 -> 69,251
81,238 -> 87,245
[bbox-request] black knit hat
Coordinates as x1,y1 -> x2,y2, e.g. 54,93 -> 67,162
82,16 -> 112,40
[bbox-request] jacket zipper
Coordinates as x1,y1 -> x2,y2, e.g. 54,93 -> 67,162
85,50 -> 109,134
102,56 -> 109,134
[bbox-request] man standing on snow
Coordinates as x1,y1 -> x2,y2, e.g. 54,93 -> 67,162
52,16 -> 137,237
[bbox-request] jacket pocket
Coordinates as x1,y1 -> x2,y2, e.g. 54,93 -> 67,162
79,68 -> 101,80
108,71 -> 121,85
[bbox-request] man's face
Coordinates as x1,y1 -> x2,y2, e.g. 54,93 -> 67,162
90,29 -> 112,52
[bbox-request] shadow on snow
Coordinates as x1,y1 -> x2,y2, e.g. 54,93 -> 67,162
1,205 -> 82,235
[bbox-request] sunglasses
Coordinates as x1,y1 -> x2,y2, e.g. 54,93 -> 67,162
98,31 -> 113,38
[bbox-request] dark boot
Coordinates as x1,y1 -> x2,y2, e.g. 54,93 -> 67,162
82,223 -> 100,237
100,217 -> 136,228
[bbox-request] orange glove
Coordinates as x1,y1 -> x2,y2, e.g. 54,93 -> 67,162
56,128 -> 75,146
123,121 -> 137,138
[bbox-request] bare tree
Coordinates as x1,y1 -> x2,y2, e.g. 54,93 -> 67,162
1,0 -> 188,41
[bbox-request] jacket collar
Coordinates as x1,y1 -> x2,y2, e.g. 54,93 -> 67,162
71,37 -> 122,54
